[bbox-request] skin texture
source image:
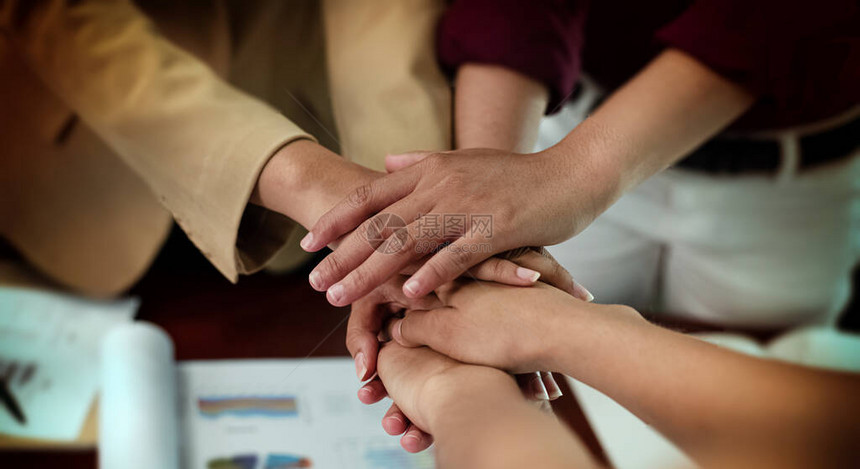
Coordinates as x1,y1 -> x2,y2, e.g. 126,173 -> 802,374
249,139 -> 573,448
250,139 -> 381,230
357,63 -> 567,445
375,343 -> 599,469
250,140 -> 582,309
254,70 -> 578,430
251,140 -> 584,302
347,247 -> 580,382
453,63 -> 548,152
300,49 -> 755,304
383,280 -> 860,468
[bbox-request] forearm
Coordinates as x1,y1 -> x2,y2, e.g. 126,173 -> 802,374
454,63 -> 549,152
426,367 -> 598,469
251,140 -> 379,229
545,305 -> 860,467
545,49 -> 756,213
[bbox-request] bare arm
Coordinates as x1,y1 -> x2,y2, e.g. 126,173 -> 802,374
389,282 -> 860,468
453,63 -> 548,152
301,48 -> 756,305
547,48 -> 756,204
546,309 -> 860,468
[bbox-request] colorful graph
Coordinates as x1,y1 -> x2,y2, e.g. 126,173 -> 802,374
197,395 -> 298,418
207,454 -> 258,469
363,447 -> 435,469
264,453 -> 313,468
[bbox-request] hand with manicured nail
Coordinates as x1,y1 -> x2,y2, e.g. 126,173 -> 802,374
348,248 -> 587,383
317,245 -> 571,307
359,342 -> 532,454
348,275 -> 442,384
350,277 -> 563,451
385,280 -> 598,374
355,375 -> 435,453
357,366 -> 562,454
363,343 -> 596,466
347,254 -> 571,450
300,147 -> 611,306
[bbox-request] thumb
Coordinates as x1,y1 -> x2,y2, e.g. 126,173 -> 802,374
388,307 -> 454,349
385,151 -> 435,173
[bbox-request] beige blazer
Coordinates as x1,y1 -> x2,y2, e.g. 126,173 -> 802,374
0,0 -> 451,296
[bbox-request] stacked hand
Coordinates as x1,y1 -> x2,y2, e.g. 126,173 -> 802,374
301,148 -> 600,305
348,246 -> 584,384
361,279 -> 631,453
350,248 -> 585,452
369,342 -> 521,453
265,141 -> 603,452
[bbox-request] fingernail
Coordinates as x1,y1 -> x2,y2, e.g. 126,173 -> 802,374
532,375 -> 550,400
516,267 -> 541,282
547,383 -> 563,400
357,384 -> 373,401
327,283 -> 345,305
392,319 -> 404,344
403,278 -> 420,297
300,232 -> 314,251
383,414 -> 403,433
355,352 -> 367,380
574,281 -> 594,302
309,271 -> 322,290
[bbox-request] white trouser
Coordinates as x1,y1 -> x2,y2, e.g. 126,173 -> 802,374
538,98 -> 860,328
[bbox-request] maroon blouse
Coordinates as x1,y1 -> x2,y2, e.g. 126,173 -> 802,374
437,0 -> 860,130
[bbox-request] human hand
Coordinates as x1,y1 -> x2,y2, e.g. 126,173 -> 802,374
353,280 -> 558,452
349,250 -> 576,452
357,369 -> 559,453
301,147 -> 606,305
251,139 -> 384,230
362,342 -> 521,453
349,246 -> 588,382
387,280 -> 643,374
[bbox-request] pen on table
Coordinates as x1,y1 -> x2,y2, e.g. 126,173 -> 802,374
0,377 -> 26,425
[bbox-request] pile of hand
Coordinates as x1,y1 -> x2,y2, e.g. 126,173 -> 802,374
299,151 -> 599,453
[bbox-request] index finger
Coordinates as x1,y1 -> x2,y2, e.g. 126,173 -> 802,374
347,298 -> 386,381
322,213 -> 453,306
402,237 -> 496,298
301,171 -> 418,252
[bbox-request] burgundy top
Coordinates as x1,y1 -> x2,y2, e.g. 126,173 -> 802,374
437,0 -> 860,130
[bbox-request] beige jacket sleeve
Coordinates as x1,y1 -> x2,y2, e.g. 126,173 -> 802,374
324,0 -> 451,170
0,0 -> 312,282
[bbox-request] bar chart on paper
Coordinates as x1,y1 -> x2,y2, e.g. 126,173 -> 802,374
197,395 -> 299,419
178,359 -> 435,469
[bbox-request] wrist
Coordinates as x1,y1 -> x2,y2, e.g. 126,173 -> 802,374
537,120 -> 629,227
542,302 -> 651,377
252,139 -> 380,229
421,366 -> 521,434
